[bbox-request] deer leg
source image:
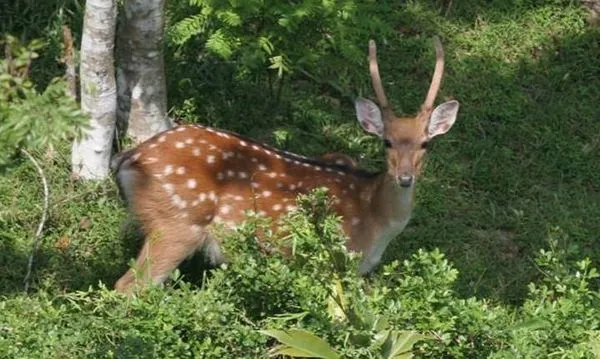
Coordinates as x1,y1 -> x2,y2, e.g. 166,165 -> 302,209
114,219 -> 207,293
200,233 -> 225,268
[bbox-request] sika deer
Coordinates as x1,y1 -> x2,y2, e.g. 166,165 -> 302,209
111,37 -> 459,293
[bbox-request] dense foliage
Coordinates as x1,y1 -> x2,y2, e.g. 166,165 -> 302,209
1,0 -> 600,357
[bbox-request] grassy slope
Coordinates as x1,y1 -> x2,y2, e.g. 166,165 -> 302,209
1,0 -> 599,307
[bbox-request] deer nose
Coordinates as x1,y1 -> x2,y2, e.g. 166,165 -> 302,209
399,175 -> 414,188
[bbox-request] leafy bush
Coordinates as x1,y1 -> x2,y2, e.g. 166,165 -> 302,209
0,35 -> 88,166
2,190 -> 598,358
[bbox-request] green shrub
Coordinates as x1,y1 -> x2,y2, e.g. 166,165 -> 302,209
0,35 -> 88,166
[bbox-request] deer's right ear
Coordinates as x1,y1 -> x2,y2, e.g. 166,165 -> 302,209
355,97 -> 384,138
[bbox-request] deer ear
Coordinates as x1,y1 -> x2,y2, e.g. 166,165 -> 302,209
355,97 -> 384,138
428,100 -> 459,138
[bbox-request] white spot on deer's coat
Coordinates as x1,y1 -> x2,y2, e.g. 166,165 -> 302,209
158,136 -> 166,143
251,182 -> 260,189
192,148 -> 201,156
205,214 -> 213,221
238,172 -> 248,179
217,172 -> 225,180
176,166 -> 186,175
234,195 -> 244,201
252,145 -> 260,151
171,194 -> 186,209
185,138 -> 194,144
286,205 -> 297,212
143,157 -> 158,164
349,183 -> 356,190
272,204 -> 282,211
289,184 -> 296,190
251,158 -> 258,163
315,166 -> 322,171
162,183 -> 174,195
351,217 -> 361,226
175,142 -> 185,149
227,170 -> 235,177
207,155 -> 216,164
258,164 -> 267,171
208,191 -> 218,202
187,179 -> 197,189
164,165 -> 174,175
198,193 -> 207,202
240,140 -> 247,147
261,190 -> 272,197
220,205 -> 231,214
176,127 -> 186,132
267,172 -> 277,178
149,143 -> 158,149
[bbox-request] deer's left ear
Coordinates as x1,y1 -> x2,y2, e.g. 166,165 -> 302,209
428,100 -> 459,138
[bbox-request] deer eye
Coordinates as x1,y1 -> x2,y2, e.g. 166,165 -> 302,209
421,141 -> 429,150
383,139 -> 392,148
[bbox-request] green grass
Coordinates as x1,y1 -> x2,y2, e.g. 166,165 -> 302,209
1,0 -> 599,309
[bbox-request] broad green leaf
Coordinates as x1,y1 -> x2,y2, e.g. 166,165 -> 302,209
380,330 -> 431,359
260,328 -> 340,359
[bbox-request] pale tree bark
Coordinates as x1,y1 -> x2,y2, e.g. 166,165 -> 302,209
116,0 -> 171,144
71,0 -> 117,180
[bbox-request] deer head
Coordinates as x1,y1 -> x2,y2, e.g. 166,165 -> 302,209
355,37 -> 460,188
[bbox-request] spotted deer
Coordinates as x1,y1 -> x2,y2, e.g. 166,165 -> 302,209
111,37 -> 459,293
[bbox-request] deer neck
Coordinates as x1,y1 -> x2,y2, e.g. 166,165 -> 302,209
357,172 -> 415,274
370,173 -> 415,225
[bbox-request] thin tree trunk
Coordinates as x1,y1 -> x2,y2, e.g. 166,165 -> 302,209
71,0 -> 117,180
116,0 -> 171,144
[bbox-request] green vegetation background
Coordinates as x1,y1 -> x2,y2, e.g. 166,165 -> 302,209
0,0 -> 599,357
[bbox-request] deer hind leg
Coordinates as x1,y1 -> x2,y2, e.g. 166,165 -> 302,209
113,162 -> 209,293
114,217 -> 208,293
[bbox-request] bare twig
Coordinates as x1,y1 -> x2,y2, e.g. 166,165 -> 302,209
21,149 -> 49,293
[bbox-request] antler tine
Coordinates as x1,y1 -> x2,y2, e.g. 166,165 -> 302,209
423,36 -> 445,110
368,39 -> 389,111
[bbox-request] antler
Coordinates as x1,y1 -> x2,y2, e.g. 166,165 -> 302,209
423,36 -> 445,109
368,40 -> 389,110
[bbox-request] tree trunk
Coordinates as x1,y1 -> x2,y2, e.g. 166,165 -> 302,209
71,0 -> 117,180
116,0 -> 171,144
